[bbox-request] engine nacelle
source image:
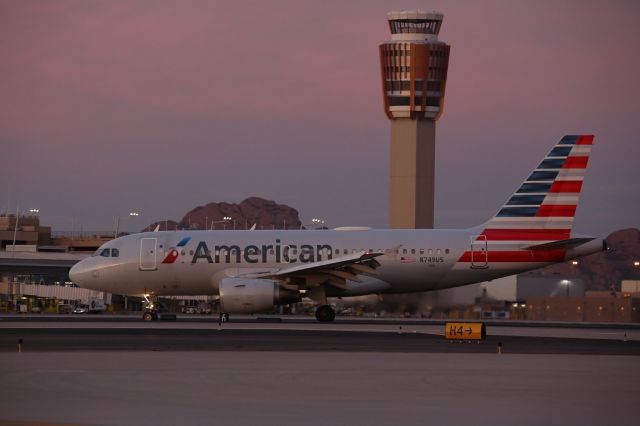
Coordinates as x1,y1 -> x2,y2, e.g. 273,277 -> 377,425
219,278 -> 301,314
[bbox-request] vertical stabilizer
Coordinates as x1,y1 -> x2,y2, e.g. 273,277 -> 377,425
481,135 -> 594,242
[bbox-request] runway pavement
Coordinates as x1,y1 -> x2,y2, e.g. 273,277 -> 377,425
1,352 -> 638,426
1,316 -> 639,425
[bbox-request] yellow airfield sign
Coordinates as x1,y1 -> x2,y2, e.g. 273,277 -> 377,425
445,322 -> 486,340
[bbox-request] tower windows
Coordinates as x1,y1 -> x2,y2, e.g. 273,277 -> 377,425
388,96 -> 410,106
426,97 -> 440,107
426,81 -> 441,92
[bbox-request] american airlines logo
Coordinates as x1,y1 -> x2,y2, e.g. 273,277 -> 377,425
165,239 -> 335,265
161,237 -> 192,264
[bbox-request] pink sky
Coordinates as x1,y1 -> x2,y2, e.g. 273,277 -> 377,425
1,0 -> 639,236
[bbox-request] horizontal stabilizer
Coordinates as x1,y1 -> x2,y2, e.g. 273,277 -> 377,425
525,237 -> 595,251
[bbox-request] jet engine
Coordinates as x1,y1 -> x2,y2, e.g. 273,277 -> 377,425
219,278 -> 301,314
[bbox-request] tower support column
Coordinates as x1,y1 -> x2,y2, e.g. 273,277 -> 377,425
389,118 -> 435,229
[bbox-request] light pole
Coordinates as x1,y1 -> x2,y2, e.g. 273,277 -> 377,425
561,279 -> 572,297
29,208 -> 39,215
209,217 -> 232,230
115,211 -> 141,237
129,212 -> 141,234
11,205 -> 19,257
301,218 -> 326,230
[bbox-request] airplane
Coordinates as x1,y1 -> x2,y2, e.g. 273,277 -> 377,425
70,134 -> 605,322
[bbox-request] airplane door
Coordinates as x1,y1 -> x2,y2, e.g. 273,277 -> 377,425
139,238 -> 158,271
470,235 -> 488,269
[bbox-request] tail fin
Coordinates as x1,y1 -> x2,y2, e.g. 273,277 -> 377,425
481,135 -> 594,241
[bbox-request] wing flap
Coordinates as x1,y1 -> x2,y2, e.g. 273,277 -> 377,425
250,251 -> 385,289
271,251 -> 383,277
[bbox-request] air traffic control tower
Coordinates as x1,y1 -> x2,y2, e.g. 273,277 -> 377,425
380,11 -> 450,229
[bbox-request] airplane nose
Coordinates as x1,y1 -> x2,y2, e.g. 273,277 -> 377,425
69,260 -> 93,289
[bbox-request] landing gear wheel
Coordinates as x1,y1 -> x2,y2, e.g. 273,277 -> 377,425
315,305 -> 335,322
143,311 -> 157,321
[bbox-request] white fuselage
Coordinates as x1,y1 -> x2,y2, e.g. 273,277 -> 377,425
69,228 -> 603,298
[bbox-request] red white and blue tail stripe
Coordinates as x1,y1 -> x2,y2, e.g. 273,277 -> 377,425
485,134 -> 592,237
457,135 -> 593,267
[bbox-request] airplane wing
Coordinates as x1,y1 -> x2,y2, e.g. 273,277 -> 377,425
238,251 -> 386,291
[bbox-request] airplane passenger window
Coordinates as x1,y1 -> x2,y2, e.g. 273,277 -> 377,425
428,249 -> 433,255
402,249 -> 407,254
445,249 -> 450,254
436,249 -> 441,255
335,249 -> 340,255
411,249 -> 416,254
100,249 -> 110,257
420,249 -> 425,255
111,248 -> 119,257
344,249 -> 348,254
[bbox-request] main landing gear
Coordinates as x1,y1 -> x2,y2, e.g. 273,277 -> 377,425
315,305 -> 335,322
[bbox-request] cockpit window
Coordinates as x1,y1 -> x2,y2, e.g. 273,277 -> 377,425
100,249 -> 111,257
111,248 -> 119,257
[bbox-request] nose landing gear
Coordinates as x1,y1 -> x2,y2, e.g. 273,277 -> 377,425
142,293 -> 159,321
142,311 -> 158,321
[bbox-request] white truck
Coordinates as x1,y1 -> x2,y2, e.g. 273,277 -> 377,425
88,298 -> 106,313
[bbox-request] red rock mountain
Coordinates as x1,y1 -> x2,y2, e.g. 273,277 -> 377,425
522,228 -> 640,290
143,197 -> 302,231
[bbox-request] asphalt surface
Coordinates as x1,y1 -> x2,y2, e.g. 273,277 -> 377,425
2,316 -> 639,425
2,352 -> 639,426
2,327 -> 639,355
